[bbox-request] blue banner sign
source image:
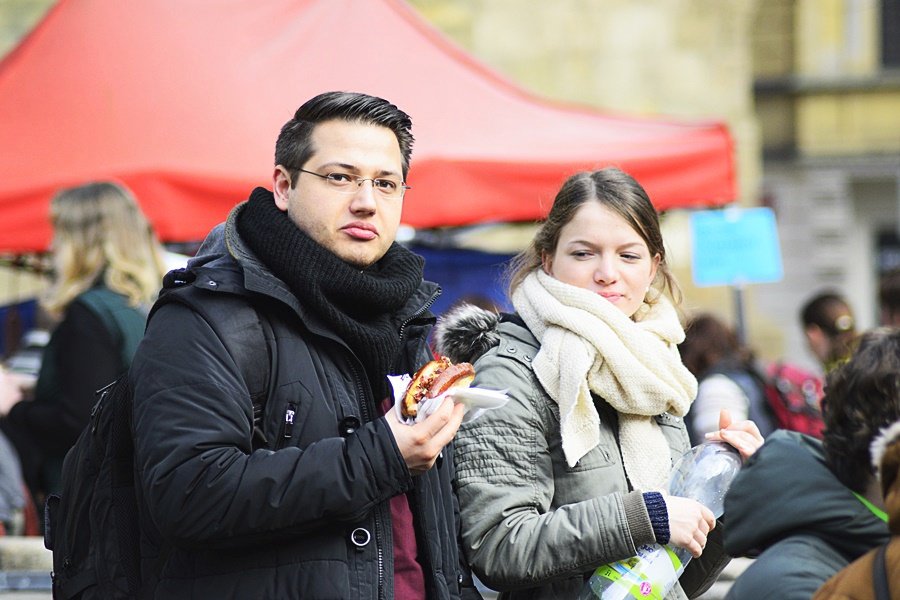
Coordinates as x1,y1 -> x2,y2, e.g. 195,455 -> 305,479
690,207 -> 783,287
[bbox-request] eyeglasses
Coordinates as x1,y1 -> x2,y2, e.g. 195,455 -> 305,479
296,168 -> 410,199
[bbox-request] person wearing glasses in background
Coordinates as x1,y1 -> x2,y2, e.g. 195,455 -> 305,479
128,92 -> 481,600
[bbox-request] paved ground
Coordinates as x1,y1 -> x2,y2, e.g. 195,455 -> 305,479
0,570 -> 51,599
0,537 -> 52,600
0,555 -> 750,600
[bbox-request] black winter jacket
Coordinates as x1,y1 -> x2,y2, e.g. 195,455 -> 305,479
130,205 -> 472,599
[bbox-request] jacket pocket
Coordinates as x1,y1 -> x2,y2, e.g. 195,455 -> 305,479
656,412 -> 691,455
564,443 -> 614,472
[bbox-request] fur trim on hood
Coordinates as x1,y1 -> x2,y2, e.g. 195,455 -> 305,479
871,418 -> 900,533
871,420 -> 900,474
872,419 -> 900,499
434,304 -> 501,365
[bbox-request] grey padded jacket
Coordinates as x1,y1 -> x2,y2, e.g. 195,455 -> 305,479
435,306 -> 730,600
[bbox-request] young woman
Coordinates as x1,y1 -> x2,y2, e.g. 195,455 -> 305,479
5,181 -> 166,500
436,168 -> 762,599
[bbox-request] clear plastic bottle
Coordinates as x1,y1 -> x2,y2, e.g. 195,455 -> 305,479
578,442 -> 742,600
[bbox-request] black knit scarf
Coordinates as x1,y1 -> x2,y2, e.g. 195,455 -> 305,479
237,188 -> 425,398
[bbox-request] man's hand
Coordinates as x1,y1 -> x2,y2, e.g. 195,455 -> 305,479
386,397 -> 466,475
664,495 -> 716,558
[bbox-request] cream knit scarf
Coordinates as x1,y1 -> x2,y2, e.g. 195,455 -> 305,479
512,270 -> 697,491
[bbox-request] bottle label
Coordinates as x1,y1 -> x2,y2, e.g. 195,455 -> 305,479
593,545 -> 682,599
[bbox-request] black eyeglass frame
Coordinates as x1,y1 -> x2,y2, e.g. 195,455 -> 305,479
295,168 -> 411,196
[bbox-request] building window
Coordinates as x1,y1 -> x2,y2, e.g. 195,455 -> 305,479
884,0 -> 900,67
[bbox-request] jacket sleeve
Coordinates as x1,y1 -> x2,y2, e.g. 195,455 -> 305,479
131,302 -> 412,548
454,350 -> 653,591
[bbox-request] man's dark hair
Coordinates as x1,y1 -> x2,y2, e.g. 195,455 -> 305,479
274,91 -> 414,187
822,327 -> 900,492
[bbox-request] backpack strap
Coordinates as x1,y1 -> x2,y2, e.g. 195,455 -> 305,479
76,287 -> 148,371
873,543 -> 890,600
149,270 -> 273,447
126,278 -> 272,599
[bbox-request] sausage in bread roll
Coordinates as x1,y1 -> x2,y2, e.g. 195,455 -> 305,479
401,356 -> 475,419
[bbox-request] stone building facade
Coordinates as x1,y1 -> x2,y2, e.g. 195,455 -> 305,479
750,0 -> 900,369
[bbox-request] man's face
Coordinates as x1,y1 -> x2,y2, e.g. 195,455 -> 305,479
273,119 -> 405,268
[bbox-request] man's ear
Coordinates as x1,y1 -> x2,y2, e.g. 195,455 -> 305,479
272,166 -> 292,212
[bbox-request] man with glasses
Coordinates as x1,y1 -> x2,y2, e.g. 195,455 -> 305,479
129,92 -> 480,599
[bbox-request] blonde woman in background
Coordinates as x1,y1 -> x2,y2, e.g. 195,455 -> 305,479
2,181 -> 166,505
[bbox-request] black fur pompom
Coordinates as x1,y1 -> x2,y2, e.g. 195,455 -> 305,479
434,304 -> 501,365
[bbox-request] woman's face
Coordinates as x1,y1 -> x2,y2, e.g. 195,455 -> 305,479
542,201 -> 660,318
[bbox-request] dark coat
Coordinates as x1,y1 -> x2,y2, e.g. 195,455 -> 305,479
130,206 -> 470,600
724,430 -> 891,600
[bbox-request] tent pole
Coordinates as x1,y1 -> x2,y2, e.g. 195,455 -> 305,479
732,284 -> 746,346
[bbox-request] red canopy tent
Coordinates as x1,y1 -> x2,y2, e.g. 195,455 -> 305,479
0,0 -> 736,253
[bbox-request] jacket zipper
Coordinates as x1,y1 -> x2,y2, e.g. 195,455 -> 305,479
375,512 -> 386,600
397,287 -> 440,344
352,367 -> 386,600
276,403 -> 296,450
349,288 -> 439,600
391,287 -> 441,599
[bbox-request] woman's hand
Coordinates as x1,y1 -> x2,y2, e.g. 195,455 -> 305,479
664,495 -> 716,558
705,408 -> 765,460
